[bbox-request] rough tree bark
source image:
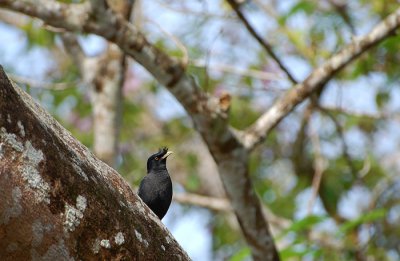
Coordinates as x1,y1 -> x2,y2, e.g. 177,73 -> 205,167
1,1 -> 400,260
0,67 -> 189,260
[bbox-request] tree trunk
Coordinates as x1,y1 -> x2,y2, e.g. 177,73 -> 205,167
0,66 -> 189,260
92,43 -> 125,168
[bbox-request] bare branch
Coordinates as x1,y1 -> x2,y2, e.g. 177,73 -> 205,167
60,33 -> 87,73
60,33 -> 102,88
292,103 -> 314,177
154,0 -> 236,20
318,105 -> 386,120
145,18 -> 189,67
226,0 -> 297,84
174,193 -> 231,212
251,0 -> 313,61
242,8 -> 400,150
0,9 -> 30,27
327,0 -> 355,33
174,192 -> 291,230
8,73 -> 75,90
0,0 -> 91,30
191,59 -> 284,81
318,106 -> 358,175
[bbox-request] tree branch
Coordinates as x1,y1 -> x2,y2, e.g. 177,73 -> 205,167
60,33 -> 86,72
317,106 -> 358,175
8,73 -> 74,90
0,0 -> 91,30
0,66 -> 189,260
191,59 -> 284,81
174,193 -> 291,230
242,8 -> 400,150
174,193 -> 231,212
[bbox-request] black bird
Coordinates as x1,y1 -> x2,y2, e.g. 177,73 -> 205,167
138,147 -> 173,219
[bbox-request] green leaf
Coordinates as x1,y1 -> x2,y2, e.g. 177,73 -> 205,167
280,245 -> 316,259
375,91 -> 390,109
381,35 -> 400,51
339,209 -> 387,234
279,1 -> 316,25
186,173 -> 200,191
229,97 -> 259,129
22,21 -> 55,48
278,215 -> 327,239
229,247 -> 250,261
289,1 -> 316,16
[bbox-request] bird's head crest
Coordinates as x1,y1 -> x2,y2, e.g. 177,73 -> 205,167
147,147 -> 173,173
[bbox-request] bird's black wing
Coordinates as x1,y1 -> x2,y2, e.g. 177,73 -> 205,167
138,175 -> 158,204
138,174 -> 172,219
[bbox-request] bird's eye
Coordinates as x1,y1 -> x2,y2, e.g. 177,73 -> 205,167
155,157 -> 159,160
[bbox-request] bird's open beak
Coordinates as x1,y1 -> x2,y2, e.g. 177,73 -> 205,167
161,151 -> 173,160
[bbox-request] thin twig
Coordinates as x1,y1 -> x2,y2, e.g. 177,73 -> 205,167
60,33 -> 86,70
9,74 -> 75,90
292,102 -> 314,176
191,59 -> 284,81
307,121 -> 326,214
226,0 -> 297,84
252,0 -> 314,62
144,18 -> 189,67
173,193 -> 231,211
327,0 -> 355,33
318,105 -> 388,120
203,30 -> 223,91
0,9 -> 30,27
154,0 -> 236,20
318,106 -> 358,175
358,156 -> 371,178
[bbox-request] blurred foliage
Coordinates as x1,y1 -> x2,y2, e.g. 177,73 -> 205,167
2,0 -> 400,260
22,21 -> 56,48
339,209 -> 386,234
